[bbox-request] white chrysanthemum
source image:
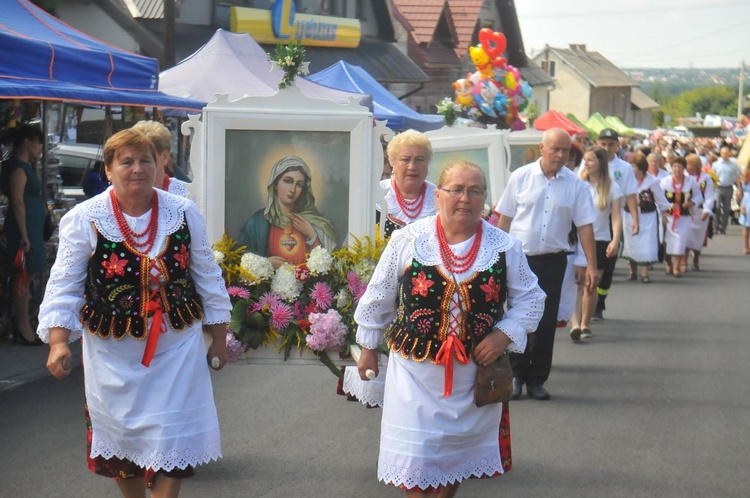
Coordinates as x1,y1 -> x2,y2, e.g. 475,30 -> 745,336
240,252 -> 275,283
307,246 -> 333,276
213,250 -> 225,264
335,289 -> 351,309
271,263 -> 303,302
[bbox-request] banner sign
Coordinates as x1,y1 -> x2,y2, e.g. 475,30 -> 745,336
230,0 -> 361,48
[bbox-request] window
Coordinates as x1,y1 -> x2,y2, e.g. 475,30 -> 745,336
541,60 -> 556,77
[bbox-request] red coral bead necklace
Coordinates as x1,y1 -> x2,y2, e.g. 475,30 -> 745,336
393,179 -> 426,220
110,189 -> 159,253
436,216 -> 483,274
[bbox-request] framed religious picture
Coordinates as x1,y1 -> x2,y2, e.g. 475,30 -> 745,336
184,89 -> 375,249
424,125 -> 511,206
181,88 -> 387,368
506,128 -> 544,173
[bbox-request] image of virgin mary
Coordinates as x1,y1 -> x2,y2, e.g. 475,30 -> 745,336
238,156 -> 338,265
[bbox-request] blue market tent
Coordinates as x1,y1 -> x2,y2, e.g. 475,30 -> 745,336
308,61 -> 444,131
0,0 -> 203,110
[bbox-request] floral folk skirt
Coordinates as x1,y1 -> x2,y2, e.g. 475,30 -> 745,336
85,404 -> 194,488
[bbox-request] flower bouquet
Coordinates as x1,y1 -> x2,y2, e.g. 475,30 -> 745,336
267,41 -> 309,89
212,233 -> 386,377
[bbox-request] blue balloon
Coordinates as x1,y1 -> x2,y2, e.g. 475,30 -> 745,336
493,94 -> 509,115
521,82 -> 532,99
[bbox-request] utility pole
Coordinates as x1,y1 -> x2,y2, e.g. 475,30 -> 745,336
164,0 -> 175,69
738,60 -> 745,120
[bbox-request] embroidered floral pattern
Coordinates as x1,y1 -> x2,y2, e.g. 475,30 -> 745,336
411,271 -> 434,297
102,253 -> 127,278
174,244 -> 190,269
82,221 -> 203,340
387,257 -> 507,363
480,276 -> 501,303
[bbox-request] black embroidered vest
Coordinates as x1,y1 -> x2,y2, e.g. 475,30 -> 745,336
638,190 -> 657,213
665,189 -> 692,216
384,215 -> 406,238
386,255 -> 507,363
81,220 -> 204,339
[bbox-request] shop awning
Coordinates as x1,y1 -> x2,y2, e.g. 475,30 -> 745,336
0,76 -> 205,111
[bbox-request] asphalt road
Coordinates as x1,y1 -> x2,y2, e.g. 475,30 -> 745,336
2,227 -> 749,498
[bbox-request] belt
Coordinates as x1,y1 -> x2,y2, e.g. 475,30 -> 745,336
526,251 -> 569,260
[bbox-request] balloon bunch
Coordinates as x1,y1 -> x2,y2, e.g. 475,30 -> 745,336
451,29 -> 531,129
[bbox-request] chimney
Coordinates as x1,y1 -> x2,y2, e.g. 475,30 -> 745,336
569,44 -> 586,52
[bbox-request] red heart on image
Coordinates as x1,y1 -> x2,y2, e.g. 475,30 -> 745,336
479,28 -> 507,59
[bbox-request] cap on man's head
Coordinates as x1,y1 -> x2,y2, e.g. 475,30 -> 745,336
598,128 -> 619,140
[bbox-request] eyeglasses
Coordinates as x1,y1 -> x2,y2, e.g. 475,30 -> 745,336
439,187 -> 486,199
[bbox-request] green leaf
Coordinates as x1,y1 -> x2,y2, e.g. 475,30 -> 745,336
229,299 -> 250,332
318,350 -> 344,379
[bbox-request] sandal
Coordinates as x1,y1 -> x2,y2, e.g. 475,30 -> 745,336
625,272 -> 637,281
679,264 -> 688,273
641,275 -> 650,284
664,265 -> 672,275
570,328 -> 581,342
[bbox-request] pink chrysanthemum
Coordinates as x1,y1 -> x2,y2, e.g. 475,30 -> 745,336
347,271 -> 367,302
227,286 -> 250,299
310,282 -> 334,310
293,300 -> 307,320
269,301 -> 293,330
258,292 -> 282,310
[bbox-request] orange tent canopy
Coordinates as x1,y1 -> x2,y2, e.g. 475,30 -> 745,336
534,110 -> 588,138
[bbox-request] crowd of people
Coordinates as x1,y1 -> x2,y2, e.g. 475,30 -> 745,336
355,126 -> 746,497
551,129 -> 747,346
1,120 -> 746,497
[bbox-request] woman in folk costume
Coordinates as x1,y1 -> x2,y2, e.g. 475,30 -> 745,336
356,161 -> 545,497
684,153 -> 715,271
622,152 -> 669,283
660,156 -> 703,278
39,129 -> 231,498
344,130 -> 438,405
132,120 -> 190,198
377,129 -> 438,238
239,155 -> 338,267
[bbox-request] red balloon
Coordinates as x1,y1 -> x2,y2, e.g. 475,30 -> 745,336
479,29 -> 507,60
491,57 -> 507,69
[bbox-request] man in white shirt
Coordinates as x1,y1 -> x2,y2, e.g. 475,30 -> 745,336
496,128 -> 597,400
594,129 -> 639,320
711,145 -> 742,234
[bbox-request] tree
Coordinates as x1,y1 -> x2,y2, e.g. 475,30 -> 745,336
662,85 -> 737,119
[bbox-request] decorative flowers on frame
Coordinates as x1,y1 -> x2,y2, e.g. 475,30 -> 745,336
213,232 -> 387,376
268,42 -> 310,89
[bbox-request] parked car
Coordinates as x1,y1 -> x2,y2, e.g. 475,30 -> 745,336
49,143 -> 104,200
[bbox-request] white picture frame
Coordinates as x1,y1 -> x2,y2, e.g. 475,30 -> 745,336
182,87 -> 375,247
424,125 -> 511,206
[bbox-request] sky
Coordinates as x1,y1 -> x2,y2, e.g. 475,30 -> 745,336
515,0 -> 750,69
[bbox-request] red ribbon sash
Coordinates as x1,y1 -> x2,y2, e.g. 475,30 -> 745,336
435,334 -> 470,397
14,249 -> 27,297
141,264 -> 167,367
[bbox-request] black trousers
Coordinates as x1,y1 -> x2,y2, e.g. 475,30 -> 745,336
510,252 -> 567,385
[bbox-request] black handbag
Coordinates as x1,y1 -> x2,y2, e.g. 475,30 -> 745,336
43,212 -> 55,241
